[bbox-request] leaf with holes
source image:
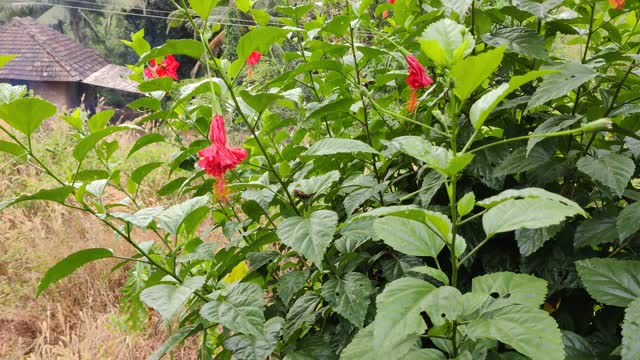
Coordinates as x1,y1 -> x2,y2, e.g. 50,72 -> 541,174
373,278 -> 435,354
322,272 -> 373,328
472,272 -> 548,307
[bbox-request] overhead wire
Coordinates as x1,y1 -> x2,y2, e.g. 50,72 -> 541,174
3,1 -> 376,35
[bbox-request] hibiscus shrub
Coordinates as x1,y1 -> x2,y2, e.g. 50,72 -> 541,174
2,0 -> 640,359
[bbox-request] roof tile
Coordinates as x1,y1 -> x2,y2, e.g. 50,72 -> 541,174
0,17 -> 109,82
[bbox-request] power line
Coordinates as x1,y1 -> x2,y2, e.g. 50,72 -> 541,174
0,0 -> 282,27
4,1 -> 375,35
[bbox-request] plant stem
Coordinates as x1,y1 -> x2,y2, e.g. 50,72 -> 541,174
174,0 -> 301,216
468,125 -> 602,154
348,20 -> 385,205
460,236 -> 492,265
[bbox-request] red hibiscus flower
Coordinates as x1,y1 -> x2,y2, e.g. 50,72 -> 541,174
144,55 -> 179,80
197,114 -> 248,200
609,0 -> 624,10
246,51 -> 262,79
405,54 -> 434,112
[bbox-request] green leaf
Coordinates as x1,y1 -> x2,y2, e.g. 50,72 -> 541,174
527,63 -> 598,110
457,192 -> 476,217
239,90 -> 283,113
465,306 -> 564,360
470,70 -> 552,129
147,325 -> 199,360
482,27 -> 548,60
224,317 -> 283,360
305,138 -> 379,156
451,46 -> 505,102
138,77 -> 174,93
562,331 -> 597,360
157,196 -> 209,235
0,98 -> 57,136
0,54 -> 16,69
36,248 -> 113,297
236,0 -> 251,12
250,9 -> 271,27
577,154 -> 635,197
88,110 -> 114,133
575,258 -> 640,307
74,124 -> 141,161
515,225 -> 562,256
282,293 -> 321,340
0,186 -> 74,212
340,323 -> 420,360
276,210 -> 338,267
322,272 -> 373,328
130,161 -> 164,185
200,282 -> 265,336
236,27 -> 290,61
393,136 -> 474,176
422,286 -> 463,326
513,0 -> 563,18
443,0 -> 472,18
617,202 -> 640,242
122,29 -> 150,56
409,266 -> 449,285
574,214 -> 618,248
478,187 -> 584,213
419,19 -> 474,66
0,83 -> 27,105
622,297 -> 640,360
526,116 -> 580,156
0,140 -> 25,157
278,270 -> 308,305
111,206 -> 165,228
139,39 -> 205,64
128,97 -> 162,111
342,174 -> 381,216
189,0 -> 220,19
472,272 -> 548,307
373,278 -> 436,353
483,198 -> 585,237
127,133 -> 165,159
373,216 -> 445,257
404,349 -> 447,360
140,284 -> 193,321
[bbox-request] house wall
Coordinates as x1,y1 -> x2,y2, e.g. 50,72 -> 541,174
22,81 -> 96,112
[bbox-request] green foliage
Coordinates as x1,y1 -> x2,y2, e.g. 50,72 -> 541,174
3,0 -> 640,358
36,248 -> 113,297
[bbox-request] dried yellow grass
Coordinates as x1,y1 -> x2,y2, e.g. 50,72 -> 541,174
0,120 -> 208,359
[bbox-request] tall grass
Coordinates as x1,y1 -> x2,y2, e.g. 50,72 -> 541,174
0,120 -> 201,359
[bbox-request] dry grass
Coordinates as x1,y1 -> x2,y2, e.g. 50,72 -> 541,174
0,121 -> 208,359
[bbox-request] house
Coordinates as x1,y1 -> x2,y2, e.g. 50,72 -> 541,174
0,17 -> 139,112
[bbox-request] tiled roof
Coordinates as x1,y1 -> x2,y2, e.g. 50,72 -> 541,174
0,17 -> 109,82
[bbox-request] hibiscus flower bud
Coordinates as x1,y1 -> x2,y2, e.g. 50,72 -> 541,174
246,51 -> 262,79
